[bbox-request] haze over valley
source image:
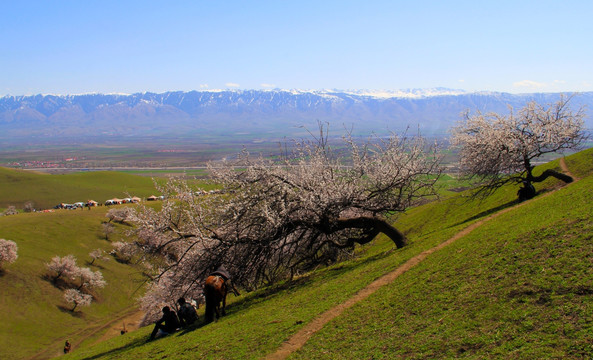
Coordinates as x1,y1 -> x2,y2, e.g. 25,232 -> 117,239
2,89 -> 592,143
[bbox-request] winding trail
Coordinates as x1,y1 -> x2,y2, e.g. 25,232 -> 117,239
27,307 -> 143,360
266,157 -> 576,360
559,157 -> 576,180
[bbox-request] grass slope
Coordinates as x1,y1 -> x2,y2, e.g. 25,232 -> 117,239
62,149 -> 593,359
0,205 -> 147,360
0,169 -> 217,359
0,167 -> 161,210
295,163 -> 593,358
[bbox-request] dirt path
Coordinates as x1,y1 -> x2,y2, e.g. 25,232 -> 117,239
266,166 -> 577,360
559,157 -> 577,180
27,307 -> 143,360
94,309 -> 144,344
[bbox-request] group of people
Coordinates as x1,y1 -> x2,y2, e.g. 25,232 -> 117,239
150,297 -> 199,340
60,265 -> 236,354
149,265 -> 236,341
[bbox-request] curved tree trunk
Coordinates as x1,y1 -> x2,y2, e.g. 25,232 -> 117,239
334,216 -> 407,248
530,169 -> 573,184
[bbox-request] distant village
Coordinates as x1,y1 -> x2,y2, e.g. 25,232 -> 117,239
3,158 -> 81,169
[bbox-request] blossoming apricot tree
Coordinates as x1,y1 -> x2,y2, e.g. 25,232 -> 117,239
451,95 -> 587,198
130,126 -> 442,316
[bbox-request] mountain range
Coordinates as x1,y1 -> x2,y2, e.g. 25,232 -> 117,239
1,89 -> 591,143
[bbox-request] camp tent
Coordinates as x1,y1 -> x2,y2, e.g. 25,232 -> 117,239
106,198 -> 123,205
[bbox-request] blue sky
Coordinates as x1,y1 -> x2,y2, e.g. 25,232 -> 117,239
1,0 -> 592,96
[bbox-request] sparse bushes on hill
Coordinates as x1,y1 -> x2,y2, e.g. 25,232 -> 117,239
75,267 -> 106,291
102,222 -> 115,241
45,254 -> 106,311
46,254 -> 107,290
0,239 -> 18,269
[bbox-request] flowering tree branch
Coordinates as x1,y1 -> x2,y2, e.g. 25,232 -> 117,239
129,124 -> 442,317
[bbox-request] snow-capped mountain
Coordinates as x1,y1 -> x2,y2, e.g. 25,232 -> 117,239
0,89 -> 591,142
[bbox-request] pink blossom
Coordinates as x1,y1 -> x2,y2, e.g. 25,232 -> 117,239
0,239 -> 18,269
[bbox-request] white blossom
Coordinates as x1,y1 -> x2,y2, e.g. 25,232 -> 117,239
451,95 -> 586,196
129,125 -> 442,317
89,248 -> 108,265
75,267 -> 106,291
63,288 -> 93,311
46,255 -> 79,283
0,239 -> 18,269
106,207 -> 133,224
111,241 -> 137,263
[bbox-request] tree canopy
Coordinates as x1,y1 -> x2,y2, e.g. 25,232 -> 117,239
451,95 -> 587,197
130,126 -> 442,319
0,239 -> 18,270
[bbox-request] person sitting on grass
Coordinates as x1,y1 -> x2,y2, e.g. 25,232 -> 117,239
177,297 -> 199,327
149,306 -> 180,340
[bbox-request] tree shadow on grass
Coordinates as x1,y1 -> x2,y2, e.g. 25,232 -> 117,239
85,261 -> 105,269
57,305 -> 85,318
41,274 -> 75,290
452,185 -> 563,230
77,250 -> 399,357
169,250 -> 396,341
449,198 -> 520,229
78,336 -> 148,360
207,250 -> 394,318
113,257 -> 133,265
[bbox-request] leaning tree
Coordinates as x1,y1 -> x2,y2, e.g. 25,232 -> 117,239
129,126 -> 442,316
451,95 -> 587,198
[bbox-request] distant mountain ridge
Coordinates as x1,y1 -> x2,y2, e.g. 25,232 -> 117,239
1,89 -> 591,142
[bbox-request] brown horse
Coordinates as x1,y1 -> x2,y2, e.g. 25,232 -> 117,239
204,275 -> 228,323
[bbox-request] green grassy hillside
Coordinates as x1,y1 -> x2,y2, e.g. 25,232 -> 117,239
0,169 -> 219,359
295,157 -> 593,358
0,205 -> 146,360
59,148 -> 593,359
0,168 -> 162,210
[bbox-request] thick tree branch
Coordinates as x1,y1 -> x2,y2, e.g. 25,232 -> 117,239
334,216 -> 407,248
529,169 -> 573,184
